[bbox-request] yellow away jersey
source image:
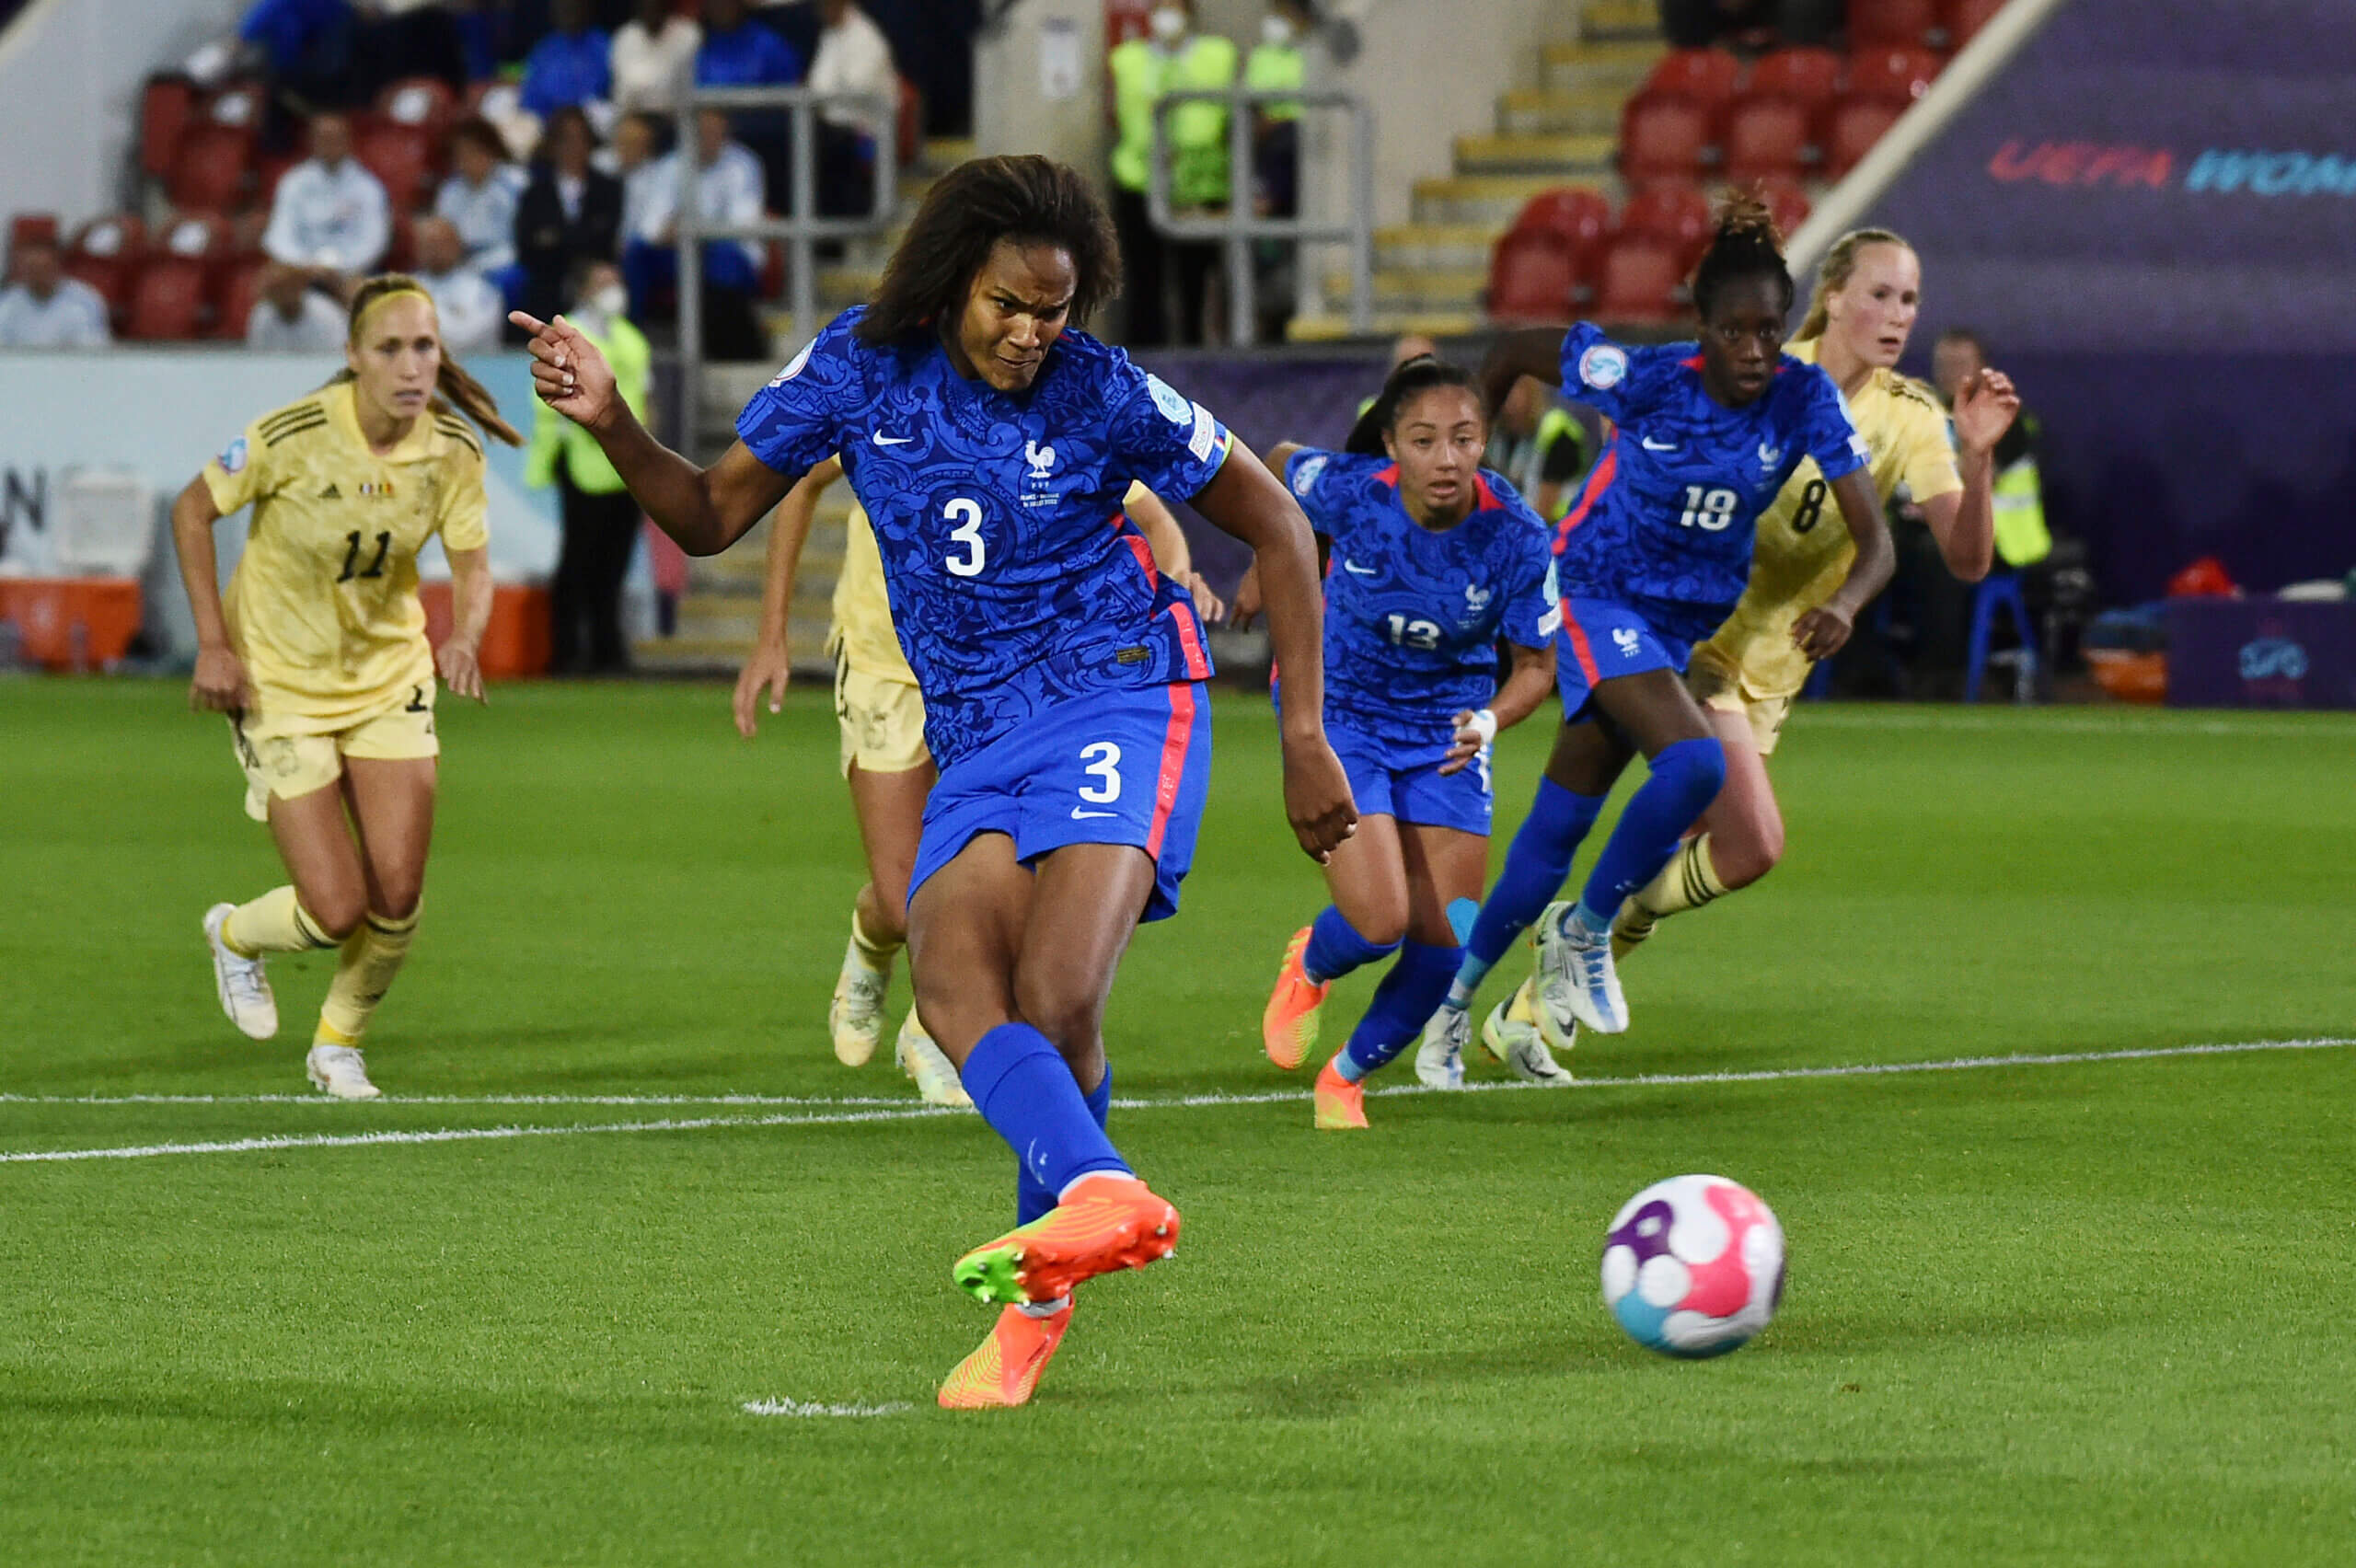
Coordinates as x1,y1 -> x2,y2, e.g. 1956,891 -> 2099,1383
1704,340 -> 1961,699
202,381 -> 489,728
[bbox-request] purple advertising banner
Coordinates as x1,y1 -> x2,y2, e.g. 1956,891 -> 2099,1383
1865,0 -> 2356,604
2164,597 -> 2356,709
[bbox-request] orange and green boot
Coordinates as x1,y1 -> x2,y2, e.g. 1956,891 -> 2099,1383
952,1173 -> 1181,1307
1313,1054 -> 1369,1130
1261,926 -> 1330,1071
937,1300 -> 1075,1410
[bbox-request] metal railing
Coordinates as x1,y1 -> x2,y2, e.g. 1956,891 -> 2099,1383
1148,86 -> 1375,345
673,84 -> 898,443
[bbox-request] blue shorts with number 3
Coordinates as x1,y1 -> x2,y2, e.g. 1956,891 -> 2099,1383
909,681 -> 1213,923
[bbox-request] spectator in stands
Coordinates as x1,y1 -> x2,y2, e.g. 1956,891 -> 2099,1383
1487,375 -> 1590,522
245,259 -> 349,350
1657,0 -> 1842,50
612,0 -> 703,115
1927,326 -> 2065,681
613,112 -> 671,296
1108,0 -> 1238,347
0,237 -> 112,349
806,0 -> 896,217
262,111 -> 392,292
514,105 -> 625,331
527,257 -> 653,674
410,216 -> 505,351
621,108 -> 768,359
699,0 -> 805,206
519,0 -> 614,119
435,117 -> 527,283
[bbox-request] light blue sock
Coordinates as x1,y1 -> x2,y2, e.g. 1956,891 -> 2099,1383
1301,905 -> 1400,985
1338,942 -> 1463,1081
1576,737 -> 1727,926
1449,778 -> 1606,1008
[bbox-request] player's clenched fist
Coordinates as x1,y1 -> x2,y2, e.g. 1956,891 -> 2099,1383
1280,732 -> 1358,863
509,311 -> 618,432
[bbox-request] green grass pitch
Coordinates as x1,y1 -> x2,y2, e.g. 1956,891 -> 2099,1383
2,678 -> 2351,1565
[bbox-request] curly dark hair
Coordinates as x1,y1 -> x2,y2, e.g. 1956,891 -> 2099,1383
856,155 -> 1122,348
1690,190 -> 1793,321
1343,354 -> 1487,456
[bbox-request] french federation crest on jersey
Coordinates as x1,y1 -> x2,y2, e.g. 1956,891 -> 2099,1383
1577,343 -> 1628,391
1025,439 -> 1057,479
1290,454 -> 1328,497
220,436 -> 248,475
1757,441 -> 1784,468
768,338 -> 814,386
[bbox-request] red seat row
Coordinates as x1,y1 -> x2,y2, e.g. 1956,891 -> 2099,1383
36,209 -> 421,340
1488,179 -> 1812,326
1853,0 -> 2009,50
1623,46 -> 1944,182
141,75 -> 462,218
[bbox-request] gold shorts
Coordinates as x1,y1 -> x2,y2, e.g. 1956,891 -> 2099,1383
1685,645 -> 1796,758
230,680 -> 439,822
834,651 -> 929,778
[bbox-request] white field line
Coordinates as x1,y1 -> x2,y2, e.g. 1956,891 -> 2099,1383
742,1398 -> 914,1418
1,1037 -> 2348,1165
1790,709 -> 2353,740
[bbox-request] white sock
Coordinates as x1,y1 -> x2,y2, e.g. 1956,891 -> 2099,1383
1016,1297 -> 1071,1320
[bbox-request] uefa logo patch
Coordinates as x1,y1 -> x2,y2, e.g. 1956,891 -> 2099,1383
1146,373 -> 1195,426
1577,343 -> 1628,391
220,436 -> 248,475
768,339 -> 814,386
1290,454 -> 1327,496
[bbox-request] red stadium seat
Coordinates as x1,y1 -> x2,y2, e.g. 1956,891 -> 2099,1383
1593,240 -> 1685,325
168,123 -> 254,213
207,83 -> 267,131
1510,188 -> 1612,267
1743,48 -> 1846,114
1639,48 -> 1744,109
1487,232 -> 1577,323
354,119 -> 437,213
156,212 -> 233,263
1723,98 -> 1810,182
64,213 -> 146,322
1849,0 -> 1939,47
1750,173 -> 1812,237
897,75 -> 923,168
383,212 -> 418,272
140,75 -> 198,179
126,259 -> 209,340
375,75 -> 458,140
1614,182 -> 1714,269
211,259 -> 267,340
9,213 -> 59,258
1943,0 -> 2008,47
256,153 -> 302,209
1847,47 -> 1945,105
1824,98 -> 1905,177
1620,95 -> 1713,183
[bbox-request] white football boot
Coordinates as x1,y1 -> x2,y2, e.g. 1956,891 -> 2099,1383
1532,900 -> 1628,1046
1414,1003 -> 1469,1090
1481,975 -> 1575,1086
895,1013 -> 972,1109
305,1043 -> 381,1101
827,943 -> 888,1066
202,903 -> 279,1041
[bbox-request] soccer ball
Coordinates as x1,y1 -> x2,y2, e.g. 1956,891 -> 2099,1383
1600,1175 -> 1784,1358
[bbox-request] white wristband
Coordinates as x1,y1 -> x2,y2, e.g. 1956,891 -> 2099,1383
1465,708 -> 1497,746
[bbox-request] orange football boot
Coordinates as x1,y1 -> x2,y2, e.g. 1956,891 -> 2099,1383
1261,925 -> 1330,1070
937,1301 -> 1075,1409
1313,1055 -> 1369,1130
952,1173 -> 1180,1306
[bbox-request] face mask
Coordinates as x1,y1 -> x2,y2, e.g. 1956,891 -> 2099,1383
1261,15 -> 1297,46
591,283 -> 629,317
1149,6 -> 1187,43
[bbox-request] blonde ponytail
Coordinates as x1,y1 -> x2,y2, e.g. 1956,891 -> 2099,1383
340,272 -> 524,447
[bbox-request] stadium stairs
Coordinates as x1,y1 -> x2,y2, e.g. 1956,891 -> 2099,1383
1287,0 -> 1662,341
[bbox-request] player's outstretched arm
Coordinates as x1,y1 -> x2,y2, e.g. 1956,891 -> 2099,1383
1921,367 -> 2022,583
1479,328 -> 1571,420
438,545 -> 492,704
1442,641 -> 1556,775
733,456 -> 839,737
168,476 -> 249,714
1792,468 -> 1895,660
510,310 -> 797,556
1189,444 -> 1357,862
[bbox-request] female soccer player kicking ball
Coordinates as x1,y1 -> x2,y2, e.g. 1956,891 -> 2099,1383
513,156 -> 1353,1409
1251,355 -> 1558,1125
1483,228 -> 2022,1059
733,459 -> 1225,1108
1417,195 -> 1893,1082
176,275 -> 517,1099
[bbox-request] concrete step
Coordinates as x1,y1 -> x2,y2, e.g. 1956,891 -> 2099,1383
1542,39 -> 1664,95
1452,131 -> 1619,177
1497,86 -> 1628,136
1285,309 -> 1482,344
1413,173 -> 1617,226
1581,0 -> 1662,41
816,264 -> 884,312
916,136 -> 975,175
1376,222 -> 1503,271
1325,267 -> 1487,314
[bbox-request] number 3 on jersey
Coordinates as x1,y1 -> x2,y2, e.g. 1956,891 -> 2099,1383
942,497 -> 985,577
1678,486 -> 1738,531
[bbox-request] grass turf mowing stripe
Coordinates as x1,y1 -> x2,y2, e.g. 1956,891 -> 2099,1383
4,1037 -> 2346,1163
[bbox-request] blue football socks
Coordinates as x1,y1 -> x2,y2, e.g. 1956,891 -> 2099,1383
1338,942 -> 1464,1081
962,1023 -> 1130,1220
1015,1061 -> 1113,1225
1301,905 -> 1400,985
1577,736 -> 1727,925
1449,777 -> 1606,1007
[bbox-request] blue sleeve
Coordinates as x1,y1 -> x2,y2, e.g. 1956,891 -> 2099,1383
1106,358 -> 1235,503
1282,446 -> 1343,536
768,33 -> 805,83
1556,321 -> 1636,423
1496,498 -> 1560,649
733,315 -> 859,478
1796,363 -> 1870,482
518,41 -> 560,115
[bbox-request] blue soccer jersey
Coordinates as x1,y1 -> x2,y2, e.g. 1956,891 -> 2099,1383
1551,322 -> 1868,646
1285,448 -> 1556,748
735,309 -> 1232,767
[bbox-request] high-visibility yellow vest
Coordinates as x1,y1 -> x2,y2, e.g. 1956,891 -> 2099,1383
1110,34 -> 1241,205
1243,40 -> 1304,121
1992,456 -> 2050,568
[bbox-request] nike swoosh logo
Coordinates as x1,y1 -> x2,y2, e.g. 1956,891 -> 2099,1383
1641,436 -> 1678,452
1341,559 -> 1377,576
871,432 -> 913,447
1070,808 -> 1118,820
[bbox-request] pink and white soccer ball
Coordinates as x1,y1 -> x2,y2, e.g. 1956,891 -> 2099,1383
1600,1175 -> 1785,1358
